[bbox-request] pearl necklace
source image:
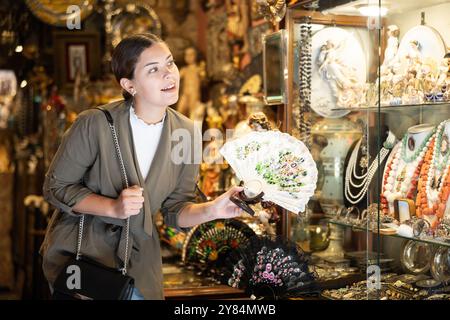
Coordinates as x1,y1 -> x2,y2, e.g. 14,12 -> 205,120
345,131 -> 396,205
426,120 -> 450,206
383,129 -> 435,206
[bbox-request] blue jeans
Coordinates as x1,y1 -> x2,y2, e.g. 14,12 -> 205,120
131,287 -> 145,300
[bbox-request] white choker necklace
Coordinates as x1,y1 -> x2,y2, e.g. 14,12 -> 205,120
131,105 -> 166,125
345,131 -> 396,205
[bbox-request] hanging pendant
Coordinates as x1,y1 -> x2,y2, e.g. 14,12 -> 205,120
361,144 -> 368,155
441,133 -> 449,156
396,167 -> 407,192
408,137 -> 415,151
431,174 -> 443,190
359,156 -> 369,169
359,139 -> 369,170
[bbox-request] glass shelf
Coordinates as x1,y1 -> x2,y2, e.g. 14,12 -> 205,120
331,102 -> 450,113
328,219 -> 450,248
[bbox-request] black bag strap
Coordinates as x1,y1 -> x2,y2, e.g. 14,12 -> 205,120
75,107 -> 131,275
97,107 -> 114,124
95,107 -> 130,189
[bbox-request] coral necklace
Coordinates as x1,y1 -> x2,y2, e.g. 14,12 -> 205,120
381,129 -> 435,215
416,120 -> 450,229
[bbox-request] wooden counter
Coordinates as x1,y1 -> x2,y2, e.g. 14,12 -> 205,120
164,285 -> 248,300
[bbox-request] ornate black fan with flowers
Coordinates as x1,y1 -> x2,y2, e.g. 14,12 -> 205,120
221,236 -> 317,299
181,219 -> 256,272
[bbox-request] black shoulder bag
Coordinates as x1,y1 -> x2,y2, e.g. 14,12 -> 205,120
52,107 -> 135,300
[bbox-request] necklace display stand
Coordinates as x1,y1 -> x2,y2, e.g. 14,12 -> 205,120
382,124 -> 435,216
344,124 -> 394,212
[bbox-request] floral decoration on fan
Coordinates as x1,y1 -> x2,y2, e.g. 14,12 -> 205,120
158,225 -> 186,252
221,236 -> 317,299
220,131 -> 318,215
181,219 -> 256,272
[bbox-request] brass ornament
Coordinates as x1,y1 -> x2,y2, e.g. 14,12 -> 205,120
111,2 -> 162,49
25,0 -> 96,26
256,0 -> 286,25
239,75 -> 262,95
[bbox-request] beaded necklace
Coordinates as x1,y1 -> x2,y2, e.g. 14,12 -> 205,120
416,120 -> 450,229
401,129 -> 436,163
432,120 -> 450,172
381,129 -> 435,215
345,132 -> 396,205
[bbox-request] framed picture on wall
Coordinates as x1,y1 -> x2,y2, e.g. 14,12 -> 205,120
53,31 -> 100,92
66,43 -> 89,82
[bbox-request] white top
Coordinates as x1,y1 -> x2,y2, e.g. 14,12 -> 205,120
129,107 -> 165,180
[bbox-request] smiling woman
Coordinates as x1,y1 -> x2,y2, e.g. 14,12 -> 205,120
40,33 -> 244,300
111,34 -> 180,124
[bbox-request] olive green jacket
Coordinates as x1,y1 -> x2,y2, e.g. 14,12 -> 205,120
40,100 -> 201,299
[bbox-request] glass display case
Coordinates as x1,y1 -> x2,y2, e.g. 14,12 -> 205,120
285,0 -> 450,300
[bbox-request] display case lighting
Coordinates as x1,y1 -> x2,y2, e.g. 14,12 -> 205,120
358,5 -> 388,17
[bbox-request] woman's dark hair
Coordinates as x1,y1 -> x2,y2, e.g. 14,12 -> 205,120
111,33 -> 164,100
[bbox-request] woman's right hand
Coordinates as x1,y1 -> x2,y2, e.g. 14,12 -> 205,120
111,185 -> 144,219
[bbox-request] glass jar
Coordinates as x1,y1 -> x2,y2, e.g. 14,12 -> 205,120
431,246 -> 450,283
400,240 -> 433,274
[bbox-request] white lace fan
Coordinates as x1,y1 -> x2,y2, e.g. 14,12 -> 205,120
220,131 -> 318,214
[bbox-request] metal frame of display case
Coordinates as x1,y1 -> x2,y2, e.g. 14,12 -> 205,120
284,6 -> 380,240
284,0 -> 450,299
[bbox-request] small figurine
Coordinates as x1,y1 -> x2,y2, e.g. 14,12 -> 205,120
405,40 -> 422,73
420,62 -> 437,96
402,70 -> 423,104
382,25 -> 400,71
444,55 -> 450,101
248,112 -> 272,131
437,57 -> 449,87
177,47 -> 206,121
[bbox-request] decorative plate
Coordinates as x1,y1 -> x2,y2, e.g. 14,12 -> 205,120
396,25 -> 446,73
311,27 -> 366,118
111,2 -> 162,48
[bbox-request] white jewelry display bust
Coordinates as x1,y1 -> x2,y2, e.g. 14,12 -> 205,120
395,124 -> 434,237
404,124 -> 435,159
344,130 -> 395,208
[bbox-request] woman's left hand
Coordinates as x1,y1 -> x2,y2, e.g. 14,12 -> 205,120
209,185 -> 244,219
